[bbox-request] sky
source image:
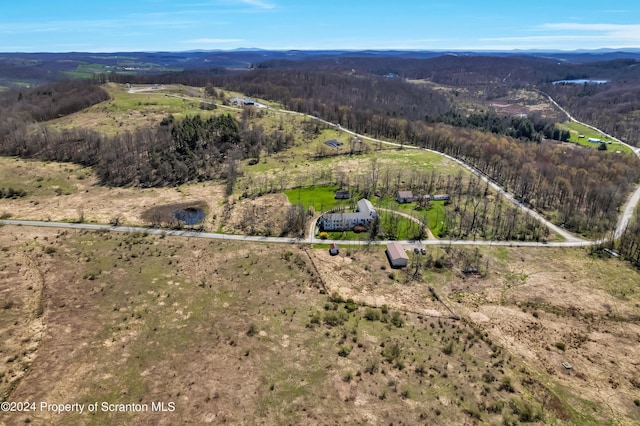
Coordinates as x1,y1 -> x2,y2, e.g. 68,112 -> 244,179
2,0 -> 640,52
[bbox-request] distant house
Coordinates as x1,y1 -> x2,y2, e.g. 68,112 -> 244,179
588,138 -> 601,143
386,242 -> 408,268
397,191 -> 414,203
319,198 -> 376,231
335,189 -> 351,199
329,243 -> 339,256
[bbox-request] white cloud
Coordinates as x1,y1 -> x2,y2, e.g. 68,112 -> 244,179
238,0 -> 276,9
479,23 -> 640,49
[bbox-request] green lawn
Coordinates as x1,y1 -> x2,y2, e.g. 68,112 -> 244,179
284,185 -> 353,213
560,121 -> 633,154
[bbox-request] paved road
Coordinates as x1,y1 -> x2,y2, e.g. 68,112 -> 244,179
0,219 -> 593,249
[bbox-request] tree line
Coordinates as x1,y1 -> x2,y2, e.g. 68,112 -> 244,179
0,80 -> 295,188
0,78 -> 109,141
427,110 -> 570,143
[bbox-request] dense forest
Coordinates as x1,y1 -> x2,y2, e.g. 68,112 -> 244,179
427,111 -> 571,143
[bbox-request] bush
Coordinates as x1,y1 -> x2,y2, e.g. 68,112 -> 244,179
364,308 -> 381,321
391,311 -> 404,328
442,341 -> 454,355
246,323 -> 257,336
382,342 -> 402,362
498,376 -> 515,393
324,311 -> 347,327
344,298 -> 358,313
555,342 -> 566,351
338,345 -> 352,357
365,360 -> 379,374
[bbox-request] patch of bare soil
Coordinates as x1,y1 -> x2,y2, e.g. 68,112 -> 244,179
309,245 -> 640,424
311,248 -> 450,318
444,249 -> 640,423
485,89 -> 565,121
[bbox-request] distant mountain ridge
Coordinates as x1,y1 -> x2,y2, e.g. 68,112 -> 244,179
1,48 -> 639,88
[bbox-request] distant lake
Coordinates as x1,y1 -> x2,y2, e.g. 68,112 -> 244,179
552,79 -> 609,85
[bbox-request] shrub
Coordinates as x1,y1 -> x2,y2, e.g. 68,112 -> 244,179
344,299 -> 358,313
324,311 -> 347,327
338,345 -> 352,357
365,360 -> 379,375
555,342 -> 566,351
246,323 -> 257,336
498,376 -> 515,393
391,311 -> 404,328
364,308 -> 381,321
383,342 -> 402,362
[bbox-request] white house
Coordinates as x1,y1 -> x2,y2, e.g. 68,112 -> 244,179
319,199 -> 376,231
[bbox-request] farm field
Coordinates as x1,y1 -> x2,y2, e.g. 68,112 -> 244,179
1,225 -> 639,425
560,121 -> 634,153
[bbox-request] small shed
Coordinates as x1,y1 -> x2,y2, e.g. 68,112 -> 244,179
386,242 -> 409,268
335,189 -> 350,199
397,191 -> 414,203
430,194 -> 450,201
329,243 -> 339,256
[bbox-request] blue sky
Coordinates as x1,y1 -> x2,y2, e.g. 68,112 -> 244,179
2,0 -> 640,52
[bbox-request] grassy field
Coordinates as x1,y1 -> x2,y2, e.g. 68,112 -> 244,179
560,121 -> 633,154
2,226 -> 639,424
284,185 -> 348,212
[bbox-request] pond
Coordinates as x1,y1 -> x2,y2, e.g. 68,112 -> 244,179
173,208 -> 205,225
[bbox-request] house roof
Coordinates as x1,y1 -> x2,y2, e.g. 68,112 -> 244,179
398,191 -> 413,198
386,242 -> 408,261
357,198 -> 374,215
321,198 -> 375,222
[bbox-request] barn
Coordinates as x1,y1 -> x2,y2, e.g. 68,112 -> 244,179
386,242 -> 408,268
